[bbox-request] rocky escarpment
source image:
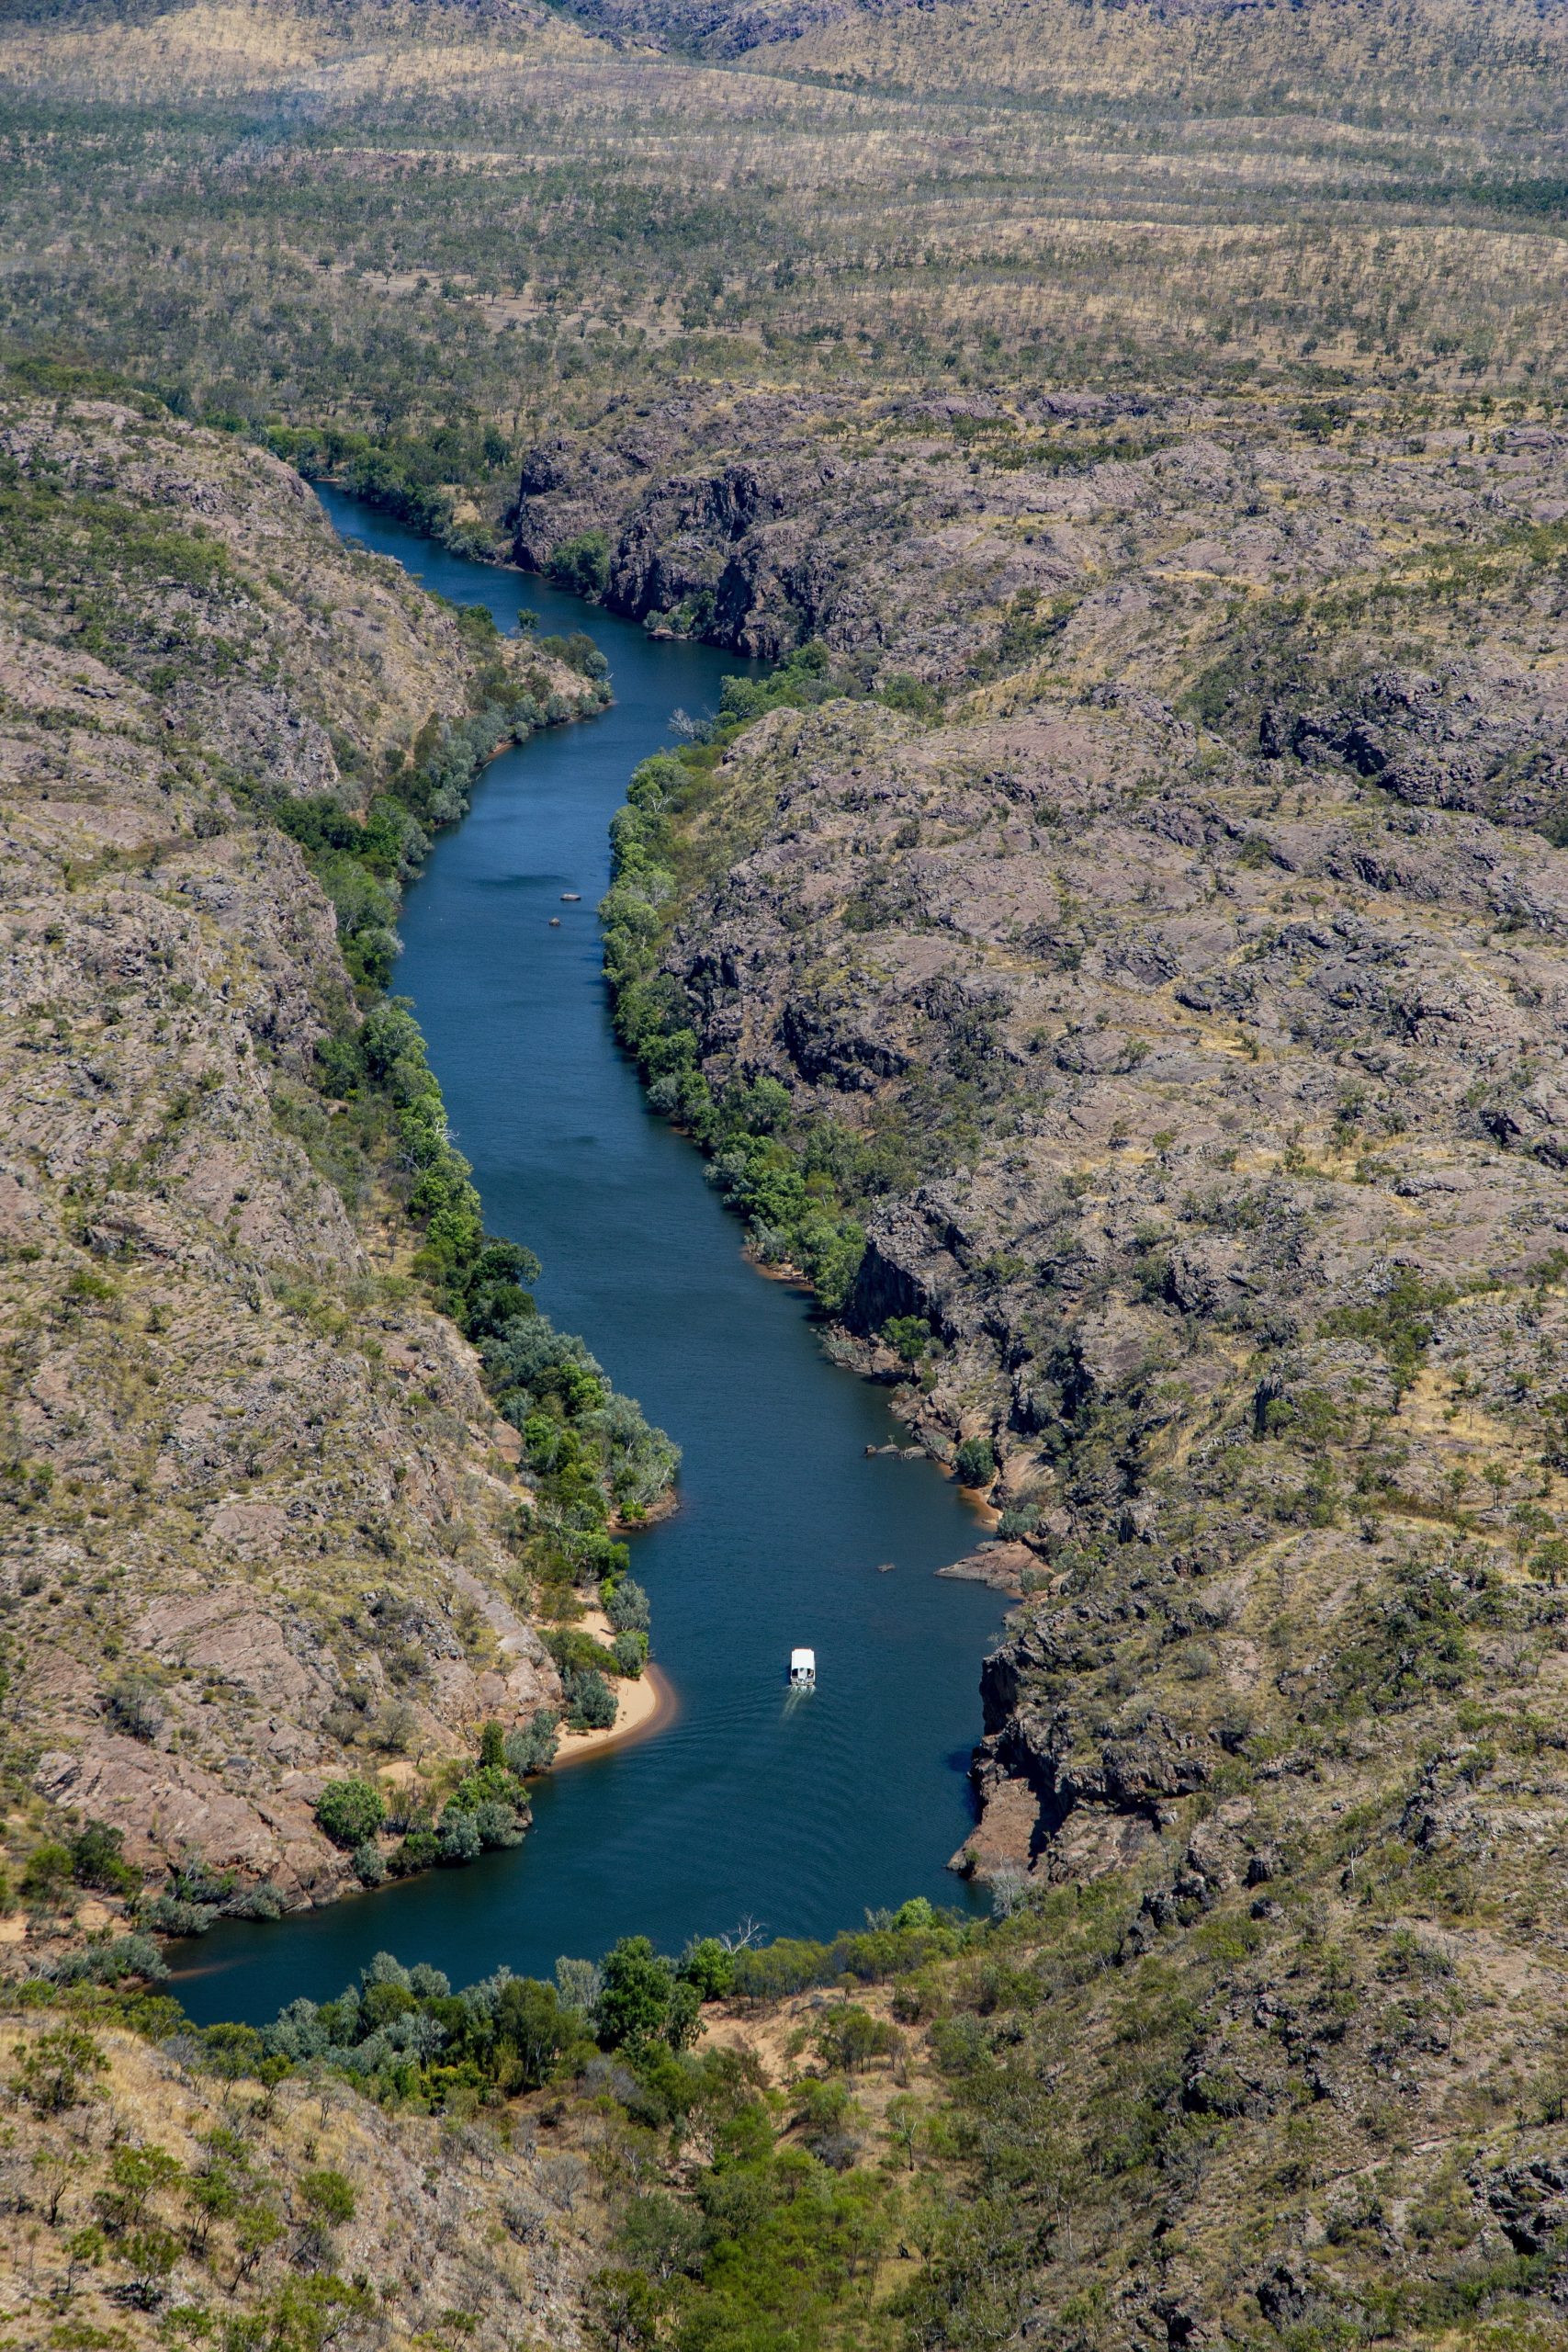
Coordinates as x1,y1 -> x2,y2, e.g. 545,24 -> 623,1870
581,396 -> 1568,2336
598,402 -> 1568,1894
514,386 -> 1179,667
0,395 -> 602,1923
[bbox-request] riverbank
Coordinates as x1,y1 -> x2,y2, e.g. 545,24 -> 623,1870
554,1662 -> 678,1768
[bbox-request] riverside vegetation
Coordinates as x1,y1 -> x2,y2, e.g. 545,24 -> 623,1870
5,0 -> 1568,2347
0,379 -> 675,1943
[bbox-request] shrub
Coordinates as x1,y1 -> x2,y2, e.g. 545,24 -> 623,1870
352,1842 -> 387,1887
71,1818 -> 140,1896
612,1630 -> 649,1679
883,1315 -> 931,1363
11,2029 -> 107,2113
225,1882 -> 285,1921
563,1666 -> 616,1731
50,1933 -> 168,1986
299,2168 -> 355,2225
141,1894 -> 217,1938
815,2004 -> 900,2073
503,1710 -> 559,1776
437,1809 -> 483,1864
20,1842 -> 73,1904
473,1801 -> 525,1849
605,1577 -> 650,1634
678,1938 -> 737,2001
104,1673 -> 164,1742
314,1778 -> 387,1849
954,1435 -> 997,1489
546,529 -> 610,598
390,1829 -> 439,1877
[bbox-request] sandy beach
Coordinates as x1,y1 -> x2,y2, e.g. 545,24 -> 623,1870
553,1659 -> 677,1767
548,1605 -> 678,1765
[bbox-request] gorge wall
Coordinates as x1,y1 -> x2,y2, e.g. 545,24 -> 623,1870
0,394 -> 599,1916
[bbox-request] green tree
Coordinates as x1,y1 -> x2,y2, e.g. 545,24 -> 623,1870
588,2266 -> 662,2352
493,1977 -> 577,2089
597,1937 -> 673,2052
504,1710 -> 559,1775
678,1938 -> 736,2001
883,1315 -> 931,1363
299,2167 -> 356,2225
314,1778 -> 386,1849
814,2005 -> 899,2073
547,529 -> 611,598
954,1435 -> 996,1489
20,1841 -> 73,1904
121,2224 -> 181,2308
231,2203 -> 284,2290
97,2143 -> 183,2231
70,1818 -> 139,1894
11,2029 -> 107,2113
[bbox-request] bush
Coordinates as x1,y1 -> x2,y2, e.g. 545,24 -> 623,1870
71,1818 -> 140,1896
141,1894 -> 217,1938
954,1435 -> 997,1489
437,1809 -> 483,1864
883,1315 -> 931,1363
352,1841 -> 387,1887
538,628 -> 610,680
104,1673 -> 164,1742
299,2168 -> 355,2225
473,1801 -> 525,1849
678,1938 -> 737,2001
314,1778 -> 387,1849
606,1577 -> 650,1634
49,1933 -> 168,1987
612,1630 -> 649,1679
503,1709 -> 559,1776
20,1842 -> 73,1904
815,2005 -> 899,2073
546,529 -> 610,598
225,1882 -> 286,1921
563,1666 -> 617,1731
390,1829 -> 439,1878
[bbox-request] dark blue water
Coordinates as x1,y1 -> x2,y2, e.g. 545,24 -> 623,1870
170,490 -> 1000,2024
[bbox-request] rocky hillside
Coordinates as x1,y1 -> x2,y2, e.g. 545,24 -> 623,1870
0,1998 -> 603,2351
599,396 -> 1568,1859
0,389 -> 634,1934
561,394 -> 1568,2335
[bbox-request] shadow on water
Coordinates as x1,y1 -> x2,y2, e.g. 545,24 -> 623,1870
169,489 -> 1005,2024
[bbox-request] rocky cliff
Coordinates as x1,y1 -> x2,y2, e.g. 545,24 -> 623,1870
0,393 -> 604,1922
584,396 -> 1568,1896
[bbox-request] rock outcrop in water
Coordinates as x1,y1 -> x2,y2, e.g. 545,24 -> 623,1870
0,396 -> 604,1919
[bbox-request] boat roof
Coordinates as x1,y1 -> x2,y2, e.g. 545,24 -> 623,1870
791,1647 -> 816,1668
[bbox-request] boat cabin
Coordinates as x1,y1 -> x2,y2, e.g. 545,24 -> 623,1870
789,1647 -> 817,1690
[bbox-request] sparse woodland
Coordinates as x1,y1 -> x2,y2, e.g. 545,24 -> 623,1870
3,2 -> 1568,2347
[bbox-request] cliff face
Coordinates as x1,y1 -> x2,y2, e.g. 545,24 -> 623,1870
559,394 -> 1568,2337
0,397 -> 592,1911
588,401 -> 1568,1893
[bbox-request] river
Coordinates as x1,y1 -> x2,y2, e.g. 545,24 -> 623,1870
169,490 -> 1003,2025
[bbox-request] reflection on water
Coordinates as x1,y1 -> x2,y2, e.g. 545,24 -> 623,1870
169,491 -> 1003,2026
